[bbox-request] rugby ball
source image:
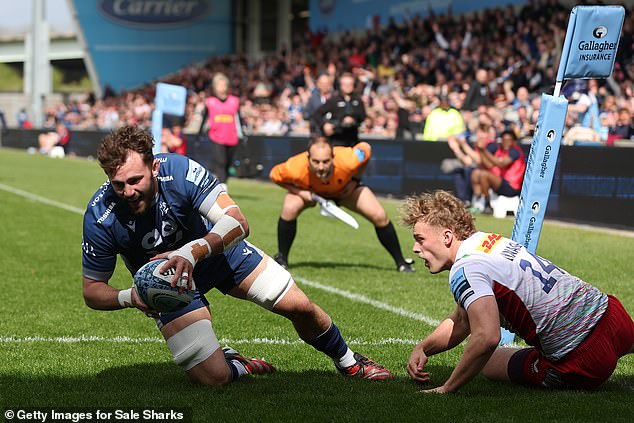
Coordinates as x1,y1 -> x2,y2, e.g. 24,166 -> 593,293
133,259 -> 195,313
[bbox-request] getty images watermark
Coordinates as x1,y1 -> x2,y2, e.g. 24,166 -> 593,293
3,408 -> 192,422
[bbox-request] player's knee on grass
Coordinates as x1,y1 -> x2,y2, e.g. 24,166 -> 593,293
166,319 -> 221,372
187,348 -> 233,386
246,257 -> 295,310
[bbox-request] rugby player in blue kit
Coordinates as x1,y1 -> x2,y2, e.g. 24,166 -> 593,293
81,126 -> 392,385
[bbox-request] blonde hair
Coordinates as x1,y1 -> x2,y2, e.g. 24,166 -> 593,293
212,73 -> 229,90
400,190 -> 476,240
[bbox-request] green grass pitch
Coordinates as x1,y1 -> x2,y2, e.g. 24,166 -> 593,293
1,147 -> 633,422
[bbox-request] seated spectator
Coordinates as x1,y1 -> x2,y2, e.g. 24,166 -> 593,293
161,124 -> 187,155
608,107 -> 634,144
471,130 -> 526,214
443,123 -> 489,207
38,120 -> 70,155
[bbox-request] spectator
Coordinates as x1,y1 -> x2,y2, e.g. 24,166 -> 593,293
463,69 -> 492,112
313,72 -> 366,147
422,94 -> 465,142
471,129 -> 526,214
37,120 -> 70,155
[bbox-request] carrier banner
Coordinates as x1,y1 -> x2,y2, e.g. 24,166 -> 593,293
557,5 -> 625,81
70,0 -> 232,91
511,94 -> 568,253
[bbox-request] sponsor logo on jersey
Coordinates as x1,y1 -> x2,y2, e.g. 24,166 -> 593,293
96,201 -> 116,224
157,175 -> 174,182
186,159 -> 207,186
91,181 -> 111,207
477,233 -> 502,254
450,268 -> 474,308
126,220 -> 136,232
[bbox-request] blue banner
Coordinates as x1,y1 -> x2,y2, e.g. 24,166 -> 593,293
155,83 -> 187,116
556,6 -> 625,81
70,0 -> 232,92
511,94 -> 568,253
152,83 -> 187,154
310,0 -> 527,32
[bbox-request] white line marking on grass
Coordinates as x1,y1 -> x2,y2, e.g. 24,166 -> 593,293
0,335 -> 420,346
0,183 -> 85,215
295,276 -> 441,327
0,183 -> 439,326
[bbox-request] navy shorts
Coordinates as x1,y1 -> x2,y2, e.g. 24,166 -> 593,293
158,240 -> 264,325
497,179 -> 521,197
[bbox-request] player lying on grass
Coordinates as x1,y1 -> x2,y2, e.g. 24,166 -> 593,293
81,126 -> 393,385
270,136 -> 414,272
401,190 -> 634,393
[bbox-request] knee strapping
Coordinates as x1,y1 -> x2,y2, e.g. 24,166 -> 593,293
246,258 -> 295,310
166,319 -> 220,370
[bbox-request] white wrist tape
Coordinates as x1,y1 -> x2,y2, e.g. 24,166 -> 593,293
210,215 -> 246,251
205,200 -> 239,223
168,238 -> 212,266
118,288 -> 133,308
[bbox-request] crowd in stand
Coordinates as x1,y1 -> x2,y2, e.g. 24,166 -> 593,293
24,0 -> 634,146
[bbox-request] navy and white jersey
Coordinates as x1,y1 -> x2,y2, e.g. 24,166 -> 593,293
82,153 -> 263,294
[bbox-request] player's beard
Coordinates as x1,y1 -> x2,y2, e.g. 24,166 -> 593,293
127,177 -> 158,215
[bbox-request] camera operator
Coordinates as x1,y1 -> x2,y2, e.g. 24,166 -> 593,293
312,72 -> 366,147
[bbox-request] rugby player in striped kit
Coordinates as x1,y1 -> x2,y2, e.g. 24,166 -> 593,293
401,190 -> 634,392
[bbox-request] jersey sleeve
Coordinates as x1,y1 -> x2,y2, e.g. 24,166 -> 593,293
81,211 -> 117,282
449,260 -> 495,310
351,142 -> 371,168
269,153 -> 309,188
176,157 -> 225,217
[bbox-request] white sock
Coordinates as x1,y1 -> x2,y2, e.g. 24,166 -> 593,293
335,348 -> 356,368
228,359 -> 249,378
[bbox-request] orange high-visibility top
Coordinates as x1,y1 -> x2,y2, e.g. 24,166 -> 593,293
270,143 -> 371,198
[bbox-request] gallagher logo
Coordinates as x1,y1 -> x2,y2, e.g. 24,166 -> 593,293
99,0 -> 212,29
592,25 -> 608,39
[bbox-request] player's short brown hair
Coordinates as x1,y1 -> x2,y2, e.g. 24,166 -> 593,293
400,190 -> 476,240
97,125 -> 154,177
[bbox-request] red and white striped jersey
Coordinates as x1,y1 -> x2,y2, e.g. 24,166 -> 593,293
449,232 -> 608,360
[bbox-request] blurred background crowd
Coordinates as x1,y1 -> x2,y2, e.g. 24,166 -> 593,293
19,0 -> 634,146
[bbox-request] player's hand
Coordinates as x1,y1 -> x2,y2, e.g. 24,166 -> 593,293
131,286 -> 160,318
407,343 -> 431,384
150,251 -> 195,292
417,385 -> 449,394
323,122 -> 335,136
342,116 -> 356,126
299,190 -> 316,204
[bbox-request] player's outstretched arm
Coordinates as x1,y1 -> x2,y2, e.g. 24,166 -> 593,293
422,296 -> 500,394
82,276 -> 158,317
407,305 -> 470,383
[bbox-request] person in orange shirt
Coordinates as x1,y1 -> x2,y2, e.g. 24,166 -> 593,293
270,136 -> 414,272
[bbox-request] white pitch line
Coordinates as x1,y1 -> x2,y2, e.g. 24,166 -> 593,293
0,183 -> 85,215
295,277 -> 441,327
0,183 -> 440,327
0,335 -> 420,346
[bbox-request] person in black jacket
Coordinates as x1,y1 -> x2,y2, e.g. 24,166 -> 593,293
312,73 -> 366,147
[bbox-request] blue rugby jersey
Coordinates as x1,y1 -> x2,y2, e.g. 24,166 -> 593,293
82,153 -> 229,282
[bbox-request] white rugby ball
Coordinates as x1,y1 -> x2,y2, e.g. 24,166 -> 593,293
134,259 -> 195,313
